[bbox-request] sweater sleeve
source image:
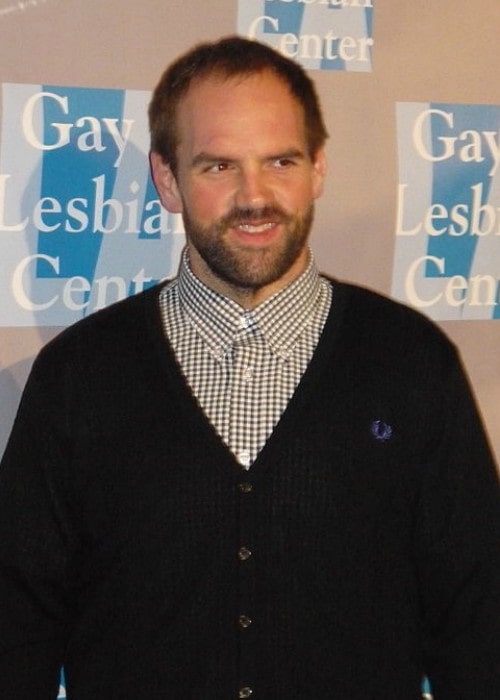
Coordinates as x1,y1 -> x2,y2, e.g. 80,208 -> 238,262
416,346 -> 500,699
0,349 -> 78,698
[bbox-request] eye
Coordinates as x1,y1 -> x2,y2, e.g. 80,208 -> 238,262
206,161 -> 232,173
273,157 -> 296,169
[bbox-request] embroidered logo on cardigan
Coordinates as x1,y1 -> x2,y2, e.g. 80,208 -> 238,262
370,419 -> 393,442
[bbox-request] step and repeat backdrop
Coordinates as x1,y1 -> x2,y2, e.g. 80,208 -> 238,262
1,1 -> 499,698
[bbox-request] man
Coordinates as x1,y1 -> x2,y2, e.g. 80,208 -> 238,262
0,36 -> 499,699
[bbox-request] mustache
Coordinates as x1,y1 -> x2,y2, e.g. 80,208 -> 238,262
218,206 -> 291,229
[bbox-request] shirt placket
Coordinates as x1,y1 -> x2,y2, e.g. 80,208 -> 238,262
229,318 -> 260,469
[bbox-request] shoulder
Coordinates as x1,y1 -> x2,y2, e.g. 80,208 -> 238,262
34,282 -> 168,373
325,277 -> 458,372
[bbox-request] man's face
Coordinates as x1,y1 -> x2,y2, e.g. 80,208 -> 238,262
151,70 -> 326,305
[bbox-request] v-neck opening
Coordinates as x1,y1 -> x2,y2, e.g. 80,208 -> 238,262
143,278 -> 348,479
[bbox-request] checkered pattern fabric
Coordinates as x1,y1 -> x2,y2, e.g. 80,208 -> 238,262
159,249 -> 332,468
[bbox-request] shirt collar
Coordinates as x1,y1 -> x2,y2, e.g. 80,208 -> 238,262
176,247 -> 324,360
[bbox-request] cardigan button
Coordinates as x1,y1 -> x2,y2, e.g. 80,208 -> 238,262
238,482 -> 253,493
238,614 -> 252,628
239,687 -> 253,698
238,546 -> 252,561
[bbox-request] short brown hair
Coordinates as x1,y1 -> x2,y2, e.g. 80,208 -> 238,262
149,36 -> 328,175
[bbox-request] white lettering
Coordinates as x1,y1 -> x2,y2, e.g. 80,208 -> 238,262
33,197 -> 62,233
11,254 -> 161,314
12,253 -> 59,311
404,255 -> 499,309
248,15 -> 279,37
0,174 -> 175,236
413,109 -> 455,163
396,182 -> 500,237
0,175 -> 29,231
22,91 -> 71,150
483,131 -> 500,177
412,108 -> 500,177
470,182 -> 497,235
405,255 -> 444,308
102,118 -> 134,168
21,91 -> 134,167
62,275 -> 91,311
131,268 -> 154,295
247,15 -> 373,63
468,275 -> 498,306
92,174 -> 122,233
93,275 -> 127,310
66,198 -> 88,233
75,116 -> 106,155
445,275 -> 468,307
395,184 -> 421,235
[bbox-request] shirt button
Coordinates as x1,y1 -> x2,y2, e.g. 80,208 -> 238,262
242,366 -> 253,383
238,546 -> 252,561
238,614 -> 252,628
238,482 -> 253,493
238,313 -> 252,329
237,450 -> 251,468
239,688 -> 253,698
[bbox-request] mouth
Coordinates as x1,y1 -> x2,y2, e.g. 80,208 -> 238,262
222,207 -> 288,246
229,219 -> 281,246
236,221 -> 277,234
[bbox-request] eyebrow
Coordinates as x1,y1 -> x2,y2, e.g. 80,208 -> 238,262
190,148 -> 307,169
191,152 -> 233,169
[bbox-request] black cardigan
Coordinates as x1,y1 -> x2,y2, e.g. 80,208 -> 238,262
0,280 -> 499,699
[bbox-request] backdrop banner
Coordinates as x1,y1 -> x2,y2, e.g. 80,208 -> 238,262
237,0 -> 374,71
0,83 -> 184,327
393,101 -> 500,320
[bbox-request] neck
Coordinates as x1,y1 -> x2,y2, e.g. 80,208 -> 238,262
186,245 -> 310,309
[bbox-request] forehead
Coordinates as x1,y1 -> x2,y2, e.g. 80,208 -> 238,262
175,70 -> 308,155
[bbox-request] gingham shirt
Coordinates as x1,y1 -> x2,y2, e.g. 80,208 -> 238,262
159,250 -> 332,468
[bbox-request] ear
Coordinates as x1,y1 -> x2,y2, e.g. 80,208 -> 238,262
311,149 -> 327,200
149,151 -> 183,213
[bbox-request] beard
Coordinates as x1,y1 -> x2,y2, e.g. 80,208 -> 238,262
181,203 -> 314,291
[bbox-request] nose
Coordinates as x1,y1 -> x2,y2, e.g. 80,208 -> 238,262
235,166 -> 270,209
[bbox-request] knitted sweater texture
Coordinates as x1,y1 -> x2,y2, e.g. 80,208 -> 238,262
0,279 -> 499,699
